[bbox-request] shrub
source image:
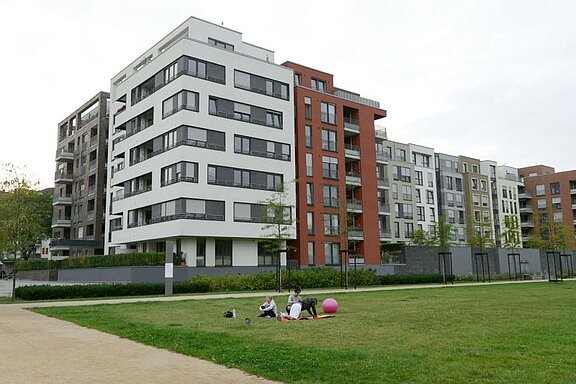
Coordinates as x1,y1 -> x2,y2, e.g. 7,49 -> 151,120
378,274 -> 455,285
15,253 -> 165,271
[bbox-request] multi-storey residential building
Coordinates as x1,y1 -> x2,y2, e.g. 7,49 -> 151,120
518,165 -> 576,247
485,163 -> 523,247
282,62 -> 386,267
409,144 -> 437,235
460,156 -> 493,244
387,140 -> 416,243
105,17 -> 295,267
435,153 -> 466,244
52,92 -> 109,257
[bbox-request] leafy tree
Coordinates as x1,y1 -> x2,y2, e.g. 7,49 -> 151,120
259,182 -> 295,291
467,217 -> 495,250
429,214 -> 455,253
500,215 -> 522,252
0,164 -> 52,300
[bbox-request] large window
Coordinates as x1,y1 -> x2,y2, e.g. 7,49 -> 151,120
321,129 -> 337,151
258,242 -> 276,266
234,135 -> 290,161
304,97 -> 312,120
209,96 -> 282,128
207,165 -> 283,191
324,242 -> 340,265
161,162 -> 198,186
234,70 -> 289,100
324,214 -> 340,236
306,183 -> 314,205
307,212 -> 314,235
323,184 -> 339,207
320,102 -> 336,124
307,242 -> 315,266
322,156 -> 338,179
162,90 -> 199,118
196,238 -> 206,267
215,239 -> 232,266
550,182 -> 560,195
536,184 -> 545,196
305,125 -> 312,147
311,78 -> 326,92
306,153 -> 313,176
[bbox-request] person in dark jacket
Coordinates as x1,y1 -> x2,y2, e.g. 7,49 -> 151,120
300,298 -> 318,318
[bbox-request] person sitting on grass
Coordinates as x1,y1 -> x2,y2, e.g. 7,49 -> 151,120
285,288 -> 302,313
301,298 -> 318,318
257,295 -> 277,318
277,300 -> 302,321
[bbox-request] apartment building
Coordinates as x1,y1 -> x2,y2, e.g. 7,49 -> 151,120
435,153 -> 466,244
105,17 -> 296,267
52,92 -> 110,256
409,144 -> 437,235
517,165 -> 576,247
485,163 -> 523,247
282,62 -> 386,267
460,156 -> 494,244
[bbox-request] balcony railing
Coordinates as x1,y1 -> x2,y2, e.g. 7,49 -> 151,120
343,117 -> 359,132
376,151 -> 390,162
53,195 -> 72,205
518,192 -> 532,199
333,89 -> 380,108
521,220 -> 534,228
51,218 -> 71,227
346,172 -> 361,185
346,200 -> 362,211
348,228 -> 364,239
378,202 -> 390,214
55,148 -> 74,162
344,143 -> 360,158
379,230 -> 392,238
519,206 -> 533,213
377,178 -> 389,188
54,170 -> 73,183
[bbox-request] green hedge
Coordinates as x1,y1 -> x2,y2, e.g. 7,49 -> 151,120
378,274 -> 455,285
15,253 -> 169,271
15,279 -> 211,300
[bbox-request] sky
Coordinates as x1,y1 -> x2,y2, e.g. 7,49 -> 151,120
1,0 -> 575,189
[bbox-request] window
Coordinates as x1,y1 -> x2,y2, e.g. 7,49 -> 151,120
394,166 -> 411,182
322,156 -> 338,179
325,242 -> 340,265
396,148 -> 406,161
208,37 -> 234,51
471,178 -> 478,190
455,178 -> 463,191
307,242 -> 315,266
322,129 -> 337,151
209,96 -> 282,128
428,173 -> 434,187
392,184 -> 398,199
446,192 -> 454,206
537,198 -> 546,209
320,102 -> 336,124
445,176 -> 453,190
295,73 -> 302,86
163,61 -> 179,83
550,182 -> 560,195
417,206 -> 425,221
426,190 -> 434,204
480,180 -> 488,192
394,222 -> 401,238
483,210 -> 490,223
215,239 -> 232,266
306,153 -> 313,176
395,203 -> 413,219
455,194 -> 463,207
307,212 -> 314,235
258,242 -> 276,266
306,183 -> 314,205
305,125 -> 312,147
415,171 -> 423,186
473,194 -> 480,206
162,90 -> 199,118
462,162 -> 468,173
473,210 -> 480,223
430,207 -> 436,222
304,97 -> 312,120
536,184 -> 545,196
186,56 -> 225,84
402,185 -> 412,201
324,214 -> 340,236
553,211 -> 563,222
163,130 -> 177,150
234,70 -> 289,100
311,78 -> 326,92
472,164 -> 479,174
502,187 -> 508,198
323,184 -> 339,207
161,162 -> 198,186
404,223 -> 414,238
481,195 -> 489,207
207,165 -> 282,191
234,135 -> 291,161
552,197 -> 561,209
196,238 -> 206,267
416,189 -> 422,203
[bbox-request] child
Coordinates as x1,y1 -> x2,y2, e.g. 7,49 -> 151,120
257,295 -> 277,318
285,288 -> 302,313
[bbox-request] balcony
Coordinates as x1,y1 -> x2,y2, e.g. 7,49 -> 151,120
54,170 -> 73,184
375,125 -> 387,139
519,206 -> 533,214
343,117 -> 359,133
521,220 -> 534,228
377,178 -> 389,189
518,192 -> 532,199
333,89 -> 380,108
344,143 -> 360,159
346,200 -> 362,212
346,172 -> 361,186
55,148 -> 74,162
376,151 -> 390,163
53,195 -> 72,206
379,230 -> 392,239
378,202 -> 390,214
51,218 -> 71,228
347,255 -> 365,265
348,228 -> 364,240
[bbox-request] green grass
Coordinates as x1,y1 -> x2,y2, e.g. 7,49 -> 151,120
33,282 -> 576,383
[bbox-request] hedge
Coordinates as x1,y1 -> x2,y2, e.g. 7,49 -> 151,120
15,253 -> 171,271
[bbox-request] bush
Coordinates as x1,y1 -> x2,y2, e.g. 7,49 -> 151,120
15,253 -> 165,271
378,274 -> 456,285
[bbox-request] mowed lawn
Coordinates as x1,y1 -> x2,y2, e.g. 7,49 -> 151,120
34,282 -> 576,383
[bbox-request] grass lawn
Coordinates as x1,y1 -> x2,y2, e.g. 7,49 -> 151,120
33,282 -> 576,383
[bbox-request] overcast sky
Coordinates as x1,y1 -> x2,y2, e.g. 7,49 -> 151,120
1,0 -> 575,188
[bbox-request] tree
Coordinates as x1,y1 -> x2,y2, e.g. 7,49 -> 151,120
500,215 -> 522,252
411,229 -> 433,246
429,214 -> 455,253
0,164 -> 52,300
467,218 -> 495,250
259,182 -> 295,291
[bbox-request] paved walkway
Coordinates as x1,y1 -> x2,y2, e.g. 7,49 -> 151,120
0,279 -> 552,383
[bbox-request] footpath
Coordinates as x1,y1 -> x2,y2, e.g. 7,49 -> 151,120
0,280 -> 547,383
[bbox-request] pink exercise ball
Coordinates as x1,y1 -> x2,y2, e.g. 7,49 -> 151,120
322,298 -> 338,313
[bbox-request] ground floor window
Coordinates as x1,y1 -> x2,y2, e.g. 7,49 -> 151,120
215,238 -> 232,266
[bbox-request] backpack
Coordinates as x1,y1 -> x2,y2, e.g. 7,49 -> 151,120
223,310 -> 234,318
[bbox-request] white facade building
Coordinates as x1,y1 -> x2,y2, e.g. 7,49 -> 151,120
494,164 -> 523,248
105,17 -> 296,267
409,144 -> 437,235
